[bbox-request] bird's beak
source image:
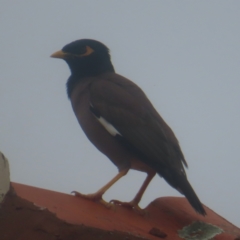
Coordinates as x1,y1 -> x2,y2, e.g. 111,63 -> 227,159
50,50 -> 68,59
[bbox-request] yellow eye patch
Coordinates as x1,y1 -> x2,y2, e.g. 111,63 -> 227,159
51,46 -> 94,59
78,46 -> 94,57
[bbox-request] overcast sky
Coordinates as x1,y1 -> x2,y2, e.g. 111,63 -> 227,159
1,1 -> 240,227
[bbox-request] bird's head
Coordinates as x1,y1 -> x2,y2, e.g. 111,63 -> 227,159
51,39 -> 114,77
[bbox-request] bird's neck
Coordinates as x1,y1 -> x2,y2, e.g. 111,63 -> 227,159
66,62 -> 115,98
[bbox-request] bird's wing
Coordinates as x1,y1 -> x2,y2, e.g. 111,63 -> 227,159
89,75 -> 187,171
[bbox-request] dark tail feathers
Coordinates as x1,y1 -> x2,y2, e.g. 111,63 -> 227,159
161,171 -> 206,216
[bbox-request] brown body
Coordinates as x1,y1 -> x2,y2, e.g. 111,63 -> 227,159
51,39 -> 206,215
71,72 -> 185,173
70,74 -> 135,171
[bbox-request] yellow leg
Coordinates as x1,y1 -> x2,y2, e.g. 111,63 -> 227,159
131,171 -> 156,204
72,169 -> 128,207
110,171 -> 156,214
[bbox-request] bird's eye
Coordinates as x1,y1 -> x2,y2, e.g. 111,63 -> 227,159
76,46 -> 87,55
81,46 -> 94,57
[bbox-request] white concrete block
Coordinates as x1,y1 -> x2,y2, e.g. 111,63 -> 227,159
0,152 -> 10,203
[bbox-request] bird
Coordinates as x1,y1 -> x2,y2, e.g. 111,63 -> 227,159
51,39 -> 206,216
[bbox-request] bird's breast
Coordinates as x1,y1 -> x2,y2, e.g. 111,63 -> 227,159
70,81 -> 132,171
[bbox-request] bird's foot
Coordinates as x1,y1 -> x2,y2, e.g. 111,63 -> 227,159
72,191 -> 112,208
110,199 -> 146,215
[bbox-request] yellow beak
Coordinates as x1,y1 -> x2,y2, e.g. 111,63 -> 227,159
50,50 -> 68,59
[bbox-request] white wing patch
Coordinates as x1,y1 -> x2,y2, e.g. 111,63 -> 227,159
89,102 -> 121,136
98,116 -> 121,136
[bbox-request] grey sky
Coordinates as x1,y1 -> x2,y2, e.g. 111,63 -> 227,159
1,1 -> 240,226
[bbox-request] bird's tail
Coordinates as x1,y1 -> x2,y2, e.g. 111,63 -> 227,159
176,175 -> 206,215
161,171 -> 206,216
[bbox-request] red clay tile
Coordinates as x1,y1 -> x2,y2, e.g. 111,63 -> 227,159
8,182 -> 240,240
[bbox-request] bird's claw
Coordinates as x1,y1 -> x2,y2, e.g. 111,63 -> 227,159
110,199 -> 146,215
110,199 -> 132,208
71,191 -> 112,208
71,190 -> 101,201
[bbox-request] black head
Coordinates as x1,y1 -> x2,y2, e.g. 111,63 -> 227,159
51,39 -> 115,77
51,39 -> 115,97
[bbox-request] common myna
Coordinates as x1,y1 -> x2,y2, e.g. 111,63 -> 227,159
51,39 -> 206,215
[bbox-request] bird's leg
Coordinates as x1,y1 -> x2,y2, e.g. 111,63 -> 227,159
110,171 -> 156,214
72,169 -> 128,208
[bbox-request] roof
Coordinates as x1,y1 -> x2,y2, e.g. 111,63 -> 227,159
1,182 -> 239,240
